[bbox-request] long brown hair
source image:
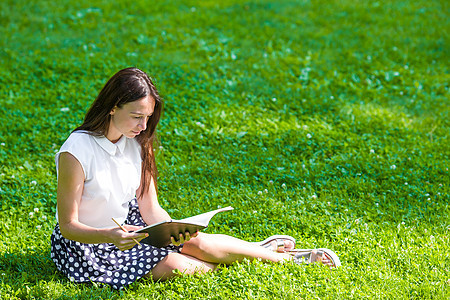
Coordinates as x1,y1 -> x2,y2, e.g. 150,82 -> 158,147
75,67 -> 163,199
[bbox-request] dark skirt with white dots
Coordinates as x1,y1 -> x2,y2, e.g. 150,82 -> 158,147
50,198 -> 182,290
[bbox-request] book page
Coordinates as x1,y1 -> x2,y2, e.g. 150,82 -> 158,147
177,206 -> 234,226
136,206 -> 234,247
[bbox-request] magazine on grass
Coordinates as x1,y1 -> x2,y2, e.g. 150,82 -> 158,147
135,206 -> 234,247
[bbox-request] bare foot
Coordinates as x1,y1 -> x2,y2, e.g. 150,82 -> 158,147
291,249 -> 341,268
258,235 -> 296,252
313,250 -> 333,267
268,239 -> 295,252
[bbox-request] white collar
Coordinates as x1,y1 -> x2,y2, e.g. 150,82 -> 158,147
93,135 -> 127,156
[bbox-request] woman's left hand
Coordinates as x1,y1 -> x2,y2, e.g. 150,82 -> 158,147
171,231 -> 199,246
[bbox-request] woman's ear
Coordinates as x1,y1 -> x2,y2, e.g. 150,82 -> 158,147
110,106 -> 117,115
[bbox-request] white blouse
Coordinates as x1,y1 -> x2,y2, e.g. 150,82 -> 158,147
55,131 -> 142,229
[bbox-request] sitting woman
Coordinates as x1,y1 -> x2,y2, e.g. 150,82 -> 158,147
51,67 -> 340,290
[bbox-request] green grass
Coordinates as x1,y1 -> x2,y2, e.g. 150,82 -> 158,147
0,0 -> 449,299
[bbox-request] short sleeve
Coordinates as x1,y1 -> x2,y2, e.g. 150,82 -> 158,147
55,132 -> 93,180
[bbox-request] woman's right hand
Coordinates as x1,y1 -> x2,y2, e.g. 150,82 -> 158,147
109,225 -> 148,251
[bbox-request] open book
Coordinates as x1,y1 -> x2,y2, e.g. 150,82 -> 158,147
136,206 -> 234,247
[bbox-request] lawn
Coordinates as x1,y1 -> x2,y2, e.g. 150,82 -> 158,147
0,0 -> 448,299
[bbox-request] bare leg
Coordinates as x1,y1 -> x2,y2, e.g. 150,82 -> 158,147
182,233 -> 335,267
150,233 -> 334,281
149,252 -> 217,281
181,233 -> 291,264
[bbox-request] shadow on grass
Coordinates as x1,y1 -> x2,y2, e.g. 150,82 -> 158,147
0,250 -> 125,299
1,250 -> 63,288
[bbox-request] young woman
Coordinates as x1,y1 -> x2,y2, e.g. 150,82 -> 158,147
51,67 -> 340,290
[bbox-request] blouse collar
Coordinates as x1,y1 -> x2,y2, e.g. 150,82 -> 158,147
93,135 -> 127,156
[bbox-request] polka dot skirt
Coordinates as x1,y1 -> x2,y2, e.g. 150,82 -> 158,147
50,198 -> 182,289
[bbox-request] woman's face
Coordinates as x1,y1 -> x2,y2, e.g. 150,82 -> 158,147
107,95 -> 155,143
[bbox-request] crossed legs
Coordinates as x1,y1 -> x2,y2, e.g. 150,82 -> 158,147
150,232 -> 292,280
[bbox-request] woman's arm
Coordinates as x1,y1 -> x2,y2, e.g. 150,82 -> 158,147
136,170 -> 198,246
136,175 -> 171,225
57,152 -> 147,250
